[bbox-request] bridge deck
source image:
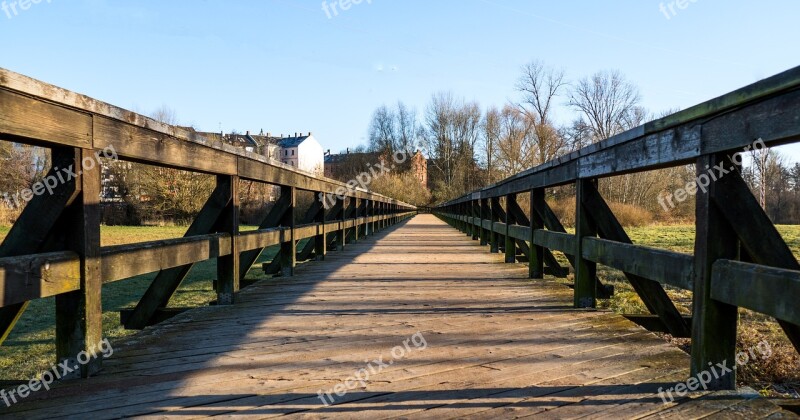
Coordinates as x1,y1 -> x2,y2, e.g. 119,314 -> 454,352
4,215 -> 790,419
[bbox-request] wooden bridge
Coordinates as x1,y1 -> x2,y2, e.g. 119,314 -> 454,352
1,66 -> 800,418
2,215 -> 789,418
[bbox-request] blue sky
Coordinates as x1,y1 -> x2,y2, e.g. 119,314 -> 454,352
2,0 -> 799,159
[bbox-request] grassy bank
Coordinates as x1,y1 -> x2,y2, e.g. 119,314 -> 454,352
0,225 -> 278,384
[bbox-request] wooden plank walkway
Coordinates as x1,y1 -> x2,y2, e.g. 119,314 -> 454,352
2,215 -> 793,419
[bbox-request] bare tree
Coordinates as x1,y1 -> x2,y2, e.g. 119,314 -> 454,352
368,105 -> 397,154
517,60 -> 568,164
482,106 -> 501,184
422,92 -> 482,198
368,102 -> 422,157
493,105 -> 536,178
568,70 -> 642,141
395,102 -> 420,153
748,147 -> 785,210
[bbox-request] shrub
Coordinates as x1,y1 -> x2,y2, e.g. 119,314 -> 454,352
608,202 -> 654,227
547,198 -> 654,228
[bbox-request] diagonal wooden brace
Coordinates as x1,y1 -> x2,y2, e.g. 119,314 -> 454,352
582,181 -> 690,337
124,176 -> 234,330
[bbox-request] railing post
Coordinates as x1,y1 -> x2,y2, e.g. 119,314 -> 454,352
471,200 -> 479,241
529,189 -> 545,279
315,191 -> 327,261
376,201 -> 381,231
352,198 -> 360,243
574,179 -> 598,308
370,200 -> 377,234
55,148 -> 103,378
691,153 -> 738,390
279,186 -> 296,276
490,196 -> 500,253
216,175 -> 240,304
464,202 -> 472,237
505,194 -> 516,263
364,199 -> 372,237
383,202 -> 388,230
480,198 -> 489,246
359,199 -> 367,239
338,196 -> 347,250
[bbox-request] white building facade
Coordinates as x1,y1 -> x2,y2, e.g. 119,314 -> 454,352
279,133 -> 324,176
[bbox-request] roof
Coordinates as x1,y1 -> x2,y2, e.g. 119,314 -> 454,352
324,151 -> 380,164
278,135 -> 312,148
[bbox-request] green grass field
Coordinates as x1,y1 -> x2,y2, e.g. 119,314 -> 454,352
1,224 -> 799,395
0,225 -> 280,383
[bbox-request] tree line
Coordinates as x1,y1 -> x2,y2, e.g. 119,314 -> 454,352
358,60 -> 800,225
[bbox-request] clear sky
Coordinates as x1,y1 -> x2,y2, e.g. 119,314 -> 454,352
2,0 -> 799,159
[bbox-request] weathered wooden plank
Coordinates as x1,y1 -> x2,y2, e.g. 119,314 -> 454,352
507,224 -> 530,242
236,228 -> 283,252
55,148 -> 103,378
279,186 -> 296,277
574,179 -> 598,308
216,175 -> 239,305
529,189 -> 545,279
691,153 -> 739,390
578,127 -> 701,178
582,238 -> 694,290
0,251 -> 80,306
532,230 -> 576,255
700,81 -> 800,155
93,116 -> 237,175
648,65 -> 800,133
314,198 -> 327,261
102,234 -> 232,283
711,260 -> 800,326
0,89 -> 92,148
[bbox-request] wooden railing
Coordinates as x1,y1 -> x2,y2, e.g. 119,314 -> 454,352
0,68 -> 415,378
435,65 -> 800,390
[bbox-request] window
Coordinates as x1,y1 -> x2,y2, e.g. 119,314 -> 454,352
292,150 -> 295,156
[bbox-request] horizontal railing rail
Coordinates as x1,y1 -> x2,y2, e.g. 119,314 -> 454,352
435,65 -> 800,391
